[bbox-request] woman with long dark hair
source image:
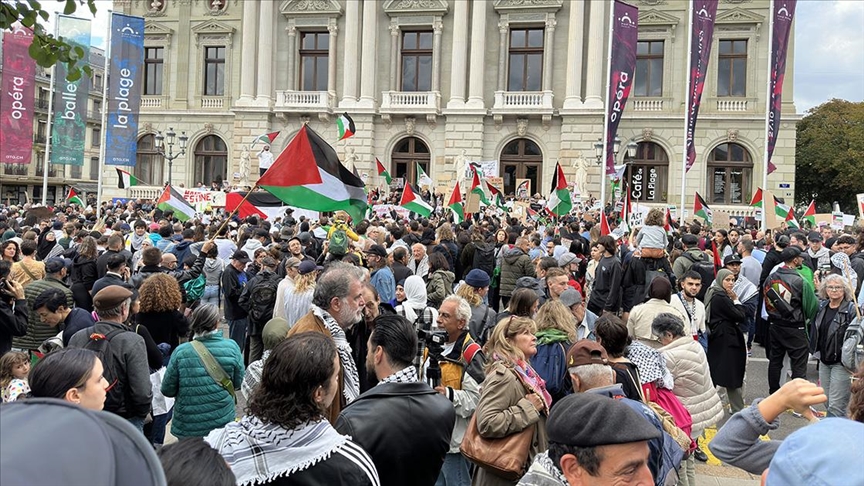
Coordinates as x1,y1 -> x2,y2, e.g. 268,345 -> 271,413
28,348 -> 108,410
70,236 -> 99,311
704,268 -> 747,413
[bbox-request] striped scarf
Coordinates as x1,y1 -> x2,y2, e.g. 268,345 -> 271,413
312,305 -> 360,403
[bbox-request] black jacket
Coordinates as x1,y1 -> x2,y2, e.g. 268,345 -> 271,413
91,272 -> 135,298
588,255 -> 623,314
0,299 -> 28,355
96,249 -> 133,278
61,308 -> 96,347
131,252 -> 206,289
221,264 -> 248,320
335,381 -> 456,486
392,262 -> 414,285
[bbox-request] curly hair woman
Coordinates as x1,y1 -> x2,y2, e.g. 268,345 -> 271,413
135,273 -> 189,353
70,236 -> 98,311
205,332 -> 380,486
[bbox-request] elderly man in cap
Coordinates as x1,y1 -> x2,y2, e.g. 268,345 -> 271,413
366,244 -> 396,306
763,246 -> 818,394
68,285 -> 153,432
559,288 -> 597,341
16,257 -> 74,354
558,252 -> 584,294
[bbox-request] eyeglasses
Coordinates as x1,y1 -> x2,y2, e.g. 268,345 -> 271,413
826,286 -> 845,291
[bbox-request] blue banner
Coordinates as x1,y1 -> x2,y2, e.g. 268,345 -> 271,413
105,13 -> 145,166
51,15 -> 91,166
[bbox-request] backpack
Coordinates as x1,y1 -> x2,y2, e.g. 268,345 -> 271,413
247,274 -> 281,323
183,274 -> 206,302
842,316 -> 864,372
81,327 -> 127,413
472,244 -> 496,279
683,252 -> 714,301
329,228 -> 349,256
530,342 -> 570,403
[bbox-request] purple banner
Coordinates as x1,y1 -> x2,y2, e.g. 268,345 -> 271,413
605,0 -> 639,175
685,0 -> 718,173
766,0 -> 796,175
0,28 -> 37,165
105,13 -> 145,166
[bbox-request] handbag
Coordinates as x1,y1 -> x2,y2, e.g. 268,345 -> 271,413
460,370 -> 536,480
190,340 -> 236,402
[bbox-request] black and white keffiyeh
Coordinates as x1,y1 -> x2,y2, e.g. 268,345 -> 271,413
520,452 -> 570,486
376,365 -> 418,386
626,340 -> 674,389
205,417 -> 348,486
312,304 -> 360,403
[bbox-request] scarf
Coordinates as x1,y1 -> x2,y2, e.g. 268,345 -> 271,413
535,328 -> 570,345
831,252 -> 858,291
524,452 -> 570,486
625,341 -> 674,389
206,417 -> 349,486
311,305 -> 360,404
512,358 -> 552,413
400,275 -> 428,322
704,269 -> 733,324
377,365 -> 418,386
129,232 -> 148,251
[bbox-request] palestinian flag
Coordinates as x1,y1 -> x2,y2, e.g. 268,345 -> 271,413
664,207 -> 674,234
600,210 -> 611,236
527,207 -> 540,222
546,162 -> 572,216
66,188 -> 84,206
749,187 -> 763,208
517,179 -> 530,197
694,192 -> 712,224
448,182 -> 465,223
417,162 -> 433,189
225,191 -> 293,221
257,125 -> 367,223
376,158 -> 392,185
711,240 -> 722,272
774,199 -> 792,220
157,184 -> 196,222
802,200 -> 816,227
336,113 -> 355,141
470,167 -> 491,205
399,183 -> 432,217
252,131 -> 280,148
116,168 -> 142,189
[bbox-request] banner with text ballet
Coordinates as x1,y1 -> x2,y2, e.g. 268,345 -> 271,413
51,15 -> 91,166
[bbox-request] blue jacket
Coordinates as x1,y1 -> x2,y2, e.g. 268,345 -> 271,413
370,266 -> 396,305
161,331 -> 244,438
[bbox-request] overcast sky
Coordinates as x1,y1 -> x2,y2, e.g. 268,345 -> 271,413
47,0 -> 864,115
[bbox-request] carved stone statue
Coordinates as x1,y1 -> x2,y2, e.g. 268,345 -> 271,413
572,153 -> 589,196
344,147 -> 358,168
239,145 -> 251,187
454,149 -> 470,184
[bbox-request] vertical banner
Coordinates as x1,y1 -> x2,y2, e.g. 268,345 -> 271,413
105,13 -> 145,166
765,0 -> 796,175
684,0 -> 718,172
51,15 -> 91,166
0,27 -> 37,165
604,0 -> 639,175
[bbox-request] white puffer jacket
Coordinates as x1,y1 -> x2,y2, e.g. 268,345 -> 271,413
660,336 -> 724,434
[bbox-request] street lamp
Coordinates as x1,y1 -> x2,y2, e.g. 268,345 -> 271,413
154,127 -> 188,186
594,137 -> 624,165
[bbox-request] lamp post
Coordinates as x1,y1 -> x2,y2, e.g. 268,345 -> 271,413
154,127 -> 188,186
594,138 -> 639,202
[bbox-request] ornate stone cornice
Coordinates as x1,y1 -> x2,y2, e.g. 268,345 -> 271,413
383,0 -> 449,16
279,0 -> 344,17
493,0 -> 563,13
716,7 -> 765,24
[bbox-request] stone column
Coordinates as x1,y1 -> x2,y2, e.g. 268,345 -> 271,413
358,0 -> 379,108
432,19 -> 443,92
340,0 -> 360,106
285,24 -> 296,91
389,23 -> 400,91
466,0 -> 487,108
563,0 -> 585,109
327,22 -> 338,100
447,0 -> 469,108
254,0 -> 274,105
496,19 -> 508,91
542,16 -> 556,92
584,0 -> 606,109
238,0 -> 258,104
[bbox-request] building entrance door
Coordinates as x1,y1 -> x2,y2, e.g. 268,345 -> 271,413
500,138 -> 543,196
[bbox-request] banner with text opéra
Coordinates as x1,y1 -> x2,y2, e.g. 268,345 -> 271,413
0,27 -> 37,165
51,15 -> 91,166
604,0 -> 639,176
105,13 -> 145,166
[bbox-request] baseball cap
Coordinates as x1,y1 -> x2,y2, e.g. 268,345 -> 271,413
565,340 -> 609,368
231,250 -> 251,263
723,254 -> 742,266
364,244 -> 387,258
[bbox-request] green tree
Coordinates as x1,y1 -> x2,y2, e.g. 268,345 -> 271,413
795,99 -> 864,213
1,0 -> 98,81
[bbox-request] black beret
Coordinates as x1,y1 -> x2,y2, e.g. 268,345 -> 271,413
547,393 -> 660,447
780,246 -> 802,262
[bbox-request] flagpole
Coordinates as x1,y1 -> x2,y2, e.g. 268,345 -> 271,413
42,14 -> 59,206
679,0 -> 694,223
210,184 -> 259,242
600,0 -> 614,209
761,0 -> 776,230
96,11 -> 113,219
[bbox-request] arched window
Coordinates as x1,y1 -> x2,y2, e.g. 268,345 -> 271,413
708,143 -> 752,205
391,137 -> 430,187
194,135 -> 227,186
626,142 -> 668,203
135,134 -> 163,185
501,138 -> 542,196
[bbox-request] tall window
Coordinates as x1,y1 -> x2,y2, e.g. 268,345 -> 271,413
38,87 -> 49,109
135,135 -> 163,185
300,32 -> 329,91
144,47 -> 164,95
194,135 -> 227,186
391,137 -> 430,185
89,157 -> 100,180
203,46 -> 225,96
92,128 -> 101,147
626,142 -> 668,202
70,164 -> 82,179
708,143 -> 752,204
94,73 -> 103,90
500,138 -> 542,196
36,120 -> 47,144
718,40 -> 747,97
635,41 -> 664,97
508,28 -> 543,91
401,31 -> 433,92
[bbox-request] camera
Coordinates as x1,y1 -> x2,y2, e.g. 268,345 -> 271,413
817,263 -> 834,282
417,329 -> 448,388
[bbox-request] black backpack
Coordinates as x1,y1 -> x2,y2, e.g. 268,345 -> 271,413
683,252 -> 715,301
472,243 -> 496,279
247,274 -> 281,323
81,327 -> 127,413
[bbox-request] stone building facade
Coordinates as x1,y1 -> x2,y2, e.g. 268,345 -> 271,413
111,0 -> 798,217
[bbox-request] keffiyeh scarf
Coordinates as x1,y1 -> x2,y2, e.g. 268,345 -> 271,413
205,417 -> 349,486
312,305 -> 360,403
377,365 -> 418,386
626,340 -> 674,389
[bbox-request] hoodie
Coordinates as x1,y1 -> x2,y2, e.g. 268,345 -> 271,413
241,239 -> 263,262
500,246 -> 536,297
169,240 -> 193,267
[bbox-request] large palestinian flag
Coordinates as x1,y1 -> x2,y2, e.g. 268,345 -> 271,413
399,183 -> 433,217
257,125 -> 367,222
225,191 -> 293,221
546,162 -> 572,216
116,168 -> 142,189
694,192 -> 712,224
448,182 -> 465,223
157,184 -> 196,222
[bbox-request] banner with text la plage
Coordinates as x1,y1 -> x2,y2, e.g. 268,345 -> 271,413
604,0 -> 639,176
105,13 -> 145,166
0,28 -> 37,165
51,15 -> 91,166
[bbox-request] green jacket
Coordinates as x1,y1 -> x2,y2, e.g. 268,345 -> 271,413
14,276 -> 74,350
161,331 -> 244,438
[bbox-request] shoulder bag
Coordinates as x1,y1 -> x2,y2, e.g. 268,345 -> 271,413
460,369 -> 536,481
190,340 -> 236,403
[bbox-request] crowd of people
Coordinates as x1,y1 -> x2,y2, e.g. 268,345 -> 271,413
1,196 -> 864,486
